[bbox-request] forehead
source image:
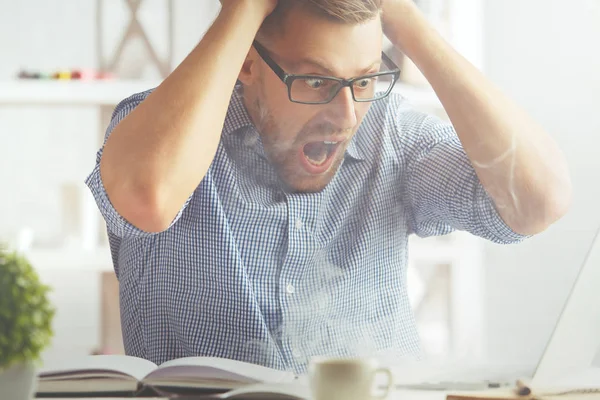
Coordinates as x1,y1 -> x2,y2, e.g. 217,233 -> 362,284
269,8 -> 384,77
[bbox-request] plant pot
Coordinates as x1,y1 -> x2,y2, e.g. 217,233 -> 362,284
0,362 -> 36,400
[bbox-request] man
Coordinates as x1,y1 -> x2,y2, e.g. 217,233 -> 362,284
86,0 -> 571,374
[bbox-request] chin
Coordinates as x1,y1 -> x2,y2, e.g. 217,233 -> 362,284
279,160 -> 343,194
285,178 -> 331,194
268,144 -> 347,193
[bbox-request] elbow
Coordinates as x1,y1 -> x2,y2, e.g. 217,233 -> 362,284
551,178 -> 573,221
510,178 -> 573,236
540,167 -> 573,229
536,184 -> 572,232
100,163 -> 175,234
533,144 -> 573,232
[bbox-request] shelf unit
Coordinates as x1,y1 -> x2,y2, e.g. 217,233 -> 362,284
0,80 -> 160,106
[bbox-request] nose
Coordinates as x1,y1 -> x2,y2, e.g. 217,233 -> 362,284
325,86 -> 358,130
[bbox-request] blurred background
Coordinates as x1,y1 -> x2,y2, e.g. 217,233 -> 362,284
0,0 -> 599,369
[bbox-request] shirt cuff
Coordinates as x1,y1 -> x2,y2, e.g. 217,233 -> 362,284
473,183 -> 531,244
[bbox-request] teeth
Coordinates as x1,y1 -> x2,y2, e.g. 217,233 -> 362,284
323,141 -> 338,145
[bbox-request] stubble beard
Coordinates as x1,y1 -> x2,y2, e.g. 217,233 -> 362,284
252,97 -> 349,193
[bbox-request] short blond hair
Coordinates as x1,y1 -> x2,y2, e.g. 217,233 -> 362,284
258,0 -> 382,39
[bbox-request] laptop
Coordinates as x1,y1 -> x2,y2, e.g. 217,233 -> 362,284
400,226 -> 600,391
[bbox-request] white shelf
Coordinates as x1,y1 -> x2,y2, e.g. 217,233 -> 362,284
0,80 -> 161,106
0,79 -> 442,109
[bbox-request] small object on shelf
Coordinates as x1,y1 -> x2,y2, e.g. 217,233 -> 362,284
55,71 -> 71,80
72,69 -> 114,81
15,68 -> 115,81
96,71 -> 116,80
17,70 -> 40,79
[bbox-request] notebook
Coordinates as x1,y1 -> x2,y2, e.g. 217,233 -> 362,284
446,389 -> 600,400
446,376 -> 600,400
36,354 -> 301,396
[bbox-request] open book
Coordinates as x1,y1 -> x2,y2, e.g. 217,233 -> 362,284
36,354 -> 305,397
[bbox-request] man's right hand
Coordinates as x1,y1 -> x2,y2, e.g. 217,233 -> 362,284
219,0 -> 278,22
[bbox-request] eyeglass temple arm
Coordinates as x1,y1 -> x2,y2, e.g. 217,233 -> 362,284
252,41 -> 288,82
382,52 -> 401,73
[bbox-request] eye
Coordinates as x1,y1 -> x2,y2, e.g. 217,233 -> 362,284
354,78 -> 376,90
305,78 -> 326,89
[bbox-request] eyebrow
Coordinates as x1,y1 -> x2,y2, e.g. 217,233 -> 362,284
287,57 -> 383,77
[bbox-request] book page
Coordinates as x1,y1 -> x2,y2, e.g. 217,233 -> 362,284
146,357 -> 295,385
39,354 -> 158,382
37,378 -> 140,394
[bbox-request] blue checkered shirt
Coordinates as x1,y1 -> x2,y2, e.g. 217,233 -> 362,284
85,88 -> 525,375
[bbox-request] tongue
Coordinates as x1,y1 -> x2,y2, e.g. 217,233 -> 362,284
303,142 -> 328,165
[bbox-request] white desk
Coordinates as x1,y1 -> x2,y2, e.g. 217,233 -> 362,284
45,392 -> 448,400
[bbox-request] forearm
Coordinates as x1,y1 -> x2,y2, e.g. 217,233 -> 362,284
384,0 -> 571,235
100,3 -> 266,232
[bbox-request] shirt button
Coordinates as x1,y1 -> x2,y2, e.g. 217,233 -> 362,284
286,283 -> 295,294
292,349 -> 302,359
295,218 -> 303,230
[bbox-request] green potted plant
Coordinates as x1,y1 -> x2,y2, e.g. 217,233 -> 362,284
0,247 -> 55,400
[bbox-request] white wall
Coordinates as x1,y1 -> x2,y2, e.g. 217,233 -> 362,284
481,0 -> 600,365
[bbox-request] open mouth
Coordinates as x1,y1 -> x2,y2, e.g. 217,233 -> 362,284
299,140 -> 341,175
303,141 -> 339,166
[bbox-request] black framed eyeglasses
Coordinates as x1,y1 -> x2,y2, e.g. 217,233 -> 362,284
253,41 -> 401,105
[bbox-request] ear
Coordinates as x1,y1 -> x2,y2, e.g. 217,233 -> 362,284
237,48 -> 259,86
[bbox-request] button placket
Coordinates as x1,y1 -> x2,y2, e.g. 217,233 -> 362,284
278,193 -> 317,364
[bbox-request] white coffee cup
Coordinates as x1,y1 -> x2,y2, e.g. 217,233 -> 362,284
308,356 -> 394,400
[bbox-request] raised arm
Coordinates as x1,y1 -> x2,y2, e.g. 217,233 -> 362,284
383,0 -> 572,235
99,0 -> 277,233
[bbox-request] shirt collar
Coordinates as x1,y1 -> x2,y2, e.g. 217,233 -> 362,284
223,86 -> 255,137
345,131 -> 366,161
223,86 -> 366,162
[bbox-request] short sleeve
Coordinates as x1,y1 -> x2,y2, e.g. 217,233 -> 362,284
84,90 -> 192,239
397,108 -> 528,244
